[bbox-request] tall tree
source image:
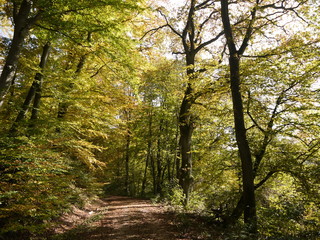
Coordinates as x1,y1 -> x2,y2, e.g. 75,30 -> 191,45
220,0 -> 257,232
219,0 -> 310,232
146,0 -> 224,204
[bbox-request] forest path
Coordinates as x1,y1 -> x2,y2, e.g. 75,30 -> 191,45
51,196 -> 191,240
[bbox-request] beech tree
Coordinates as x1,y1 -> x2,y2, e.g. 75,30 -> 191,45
219,0 -> 311,233
146,0 -> 224,204
220,0 -> 258,232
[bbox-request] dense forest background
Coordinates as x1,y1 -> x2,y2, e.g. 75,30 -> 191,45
0,0 -> 319,239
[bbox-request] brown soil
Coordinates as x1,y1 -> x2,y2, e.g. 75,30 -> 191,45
50,196 -> 194,240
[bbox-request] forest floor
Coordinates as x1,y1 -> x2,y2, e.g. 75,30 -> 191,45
48,196 -> 222,240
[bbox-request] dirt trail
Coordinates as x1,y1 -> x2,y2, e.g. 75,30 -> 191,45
52,196 -> 188,240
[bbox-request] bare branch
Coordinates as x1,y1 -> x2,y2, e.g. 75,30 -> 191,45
238,4 -> 257,55
140,24 -> 168,40
195,30 -> 224,54
218,42 -> 227,63
172,51 -> 186,55
291,8 -> 308,24
261,0 -> 307,11
195,0 -> 214,10
260,0 -> 308,22
195,9 -> 218,43
182,0 -> 196,53
158,10 -> 183,38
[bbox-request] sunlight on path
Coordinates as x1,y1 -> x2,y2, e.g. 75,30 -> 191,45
53,196 -> 188,240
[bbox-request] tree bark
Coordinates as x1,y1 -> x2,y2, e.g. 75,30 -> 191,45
225,170 -> 277,226
0,0 -> 39,108
30,43 -> 51,121
220,0 -> 257,233
151,154 -> 156,195
229,54 -> 257,231
177,0 -> 197,205
178,83 -> 194,205
10,42 -> 51,133
125,130 -> 131,195
156,121 -> 163,194
167,154 -> 171,182
141,111 -> 153,197
173,116 -> 179,180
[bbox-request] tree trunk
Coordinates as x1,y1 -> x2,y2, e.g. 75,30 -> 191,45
0,0 -> 38,108
3,74 -> 17,118
225,171 -> 277,226
125,130 -> 131,195
141,111 -> 153,197
173,116 -> 179,180
220,0 -> 257,233
176,0 -> 198,205
178,83 -> 194,205
10,42 -> 51,133
30,43 -> 51,121
229,54 -> 257,231
176,148 -> 181,180
141,148 -> 150,197
57,54 -> 87,119
150,153 -> 157,195
161,0 -> 216,204
156,121 -> 163,194
167,154 -> 171,182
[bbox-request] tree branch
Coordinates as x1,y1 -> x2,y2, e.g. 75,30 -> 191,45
90,64 -> 106,78
195,0 -> 214,10
254,170 -> 277,189
246,91 -> 265,133
195,9 -> 218,43
158,10 -> 183,38
35,24 -> 84,45
238,4 -> 257,55
220,0 -> 237,54
195,30 -> 225,54
140,24 -> 169,40
298,141 -> 320,165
